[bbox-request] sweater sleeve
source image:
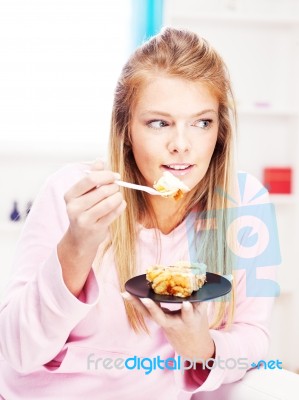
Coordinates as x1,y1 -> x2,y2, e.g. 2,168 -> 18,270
0,164 -> 100,373
174,172 -> 280,397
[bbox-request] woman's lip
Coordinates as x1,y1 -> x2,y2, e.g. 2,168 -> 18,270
161,164 -> 194,176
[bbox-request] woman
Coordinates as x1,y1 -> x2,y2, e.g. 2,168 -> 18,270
0,27 -> 277,399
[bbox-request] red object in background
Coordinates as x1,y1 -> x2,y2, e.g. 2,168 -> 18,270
263,167 -> 292,194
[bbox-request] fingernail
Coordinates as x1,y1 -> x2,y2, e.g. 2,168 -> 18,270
113,172 -> 121,180
140,298 -> 151,307
90,158 -> 105,170
183,301 -> 191,310
121,292 -> 131,300
84,169 -> 92,175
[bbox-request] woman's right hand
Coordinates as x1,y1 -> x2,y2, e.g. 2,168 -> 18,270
57,160 -> 126,296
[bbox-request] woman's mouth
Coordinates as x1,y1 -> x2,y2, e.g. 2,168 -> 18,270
161,164 -> 194,176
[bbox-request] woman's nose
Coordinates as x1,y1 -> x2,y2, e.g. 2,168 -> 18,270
167,128 -> 191,154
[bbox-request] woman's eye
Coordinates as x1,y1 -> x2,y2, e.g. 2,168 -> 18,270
147,120 -> 169,130
193,119 -> 213,129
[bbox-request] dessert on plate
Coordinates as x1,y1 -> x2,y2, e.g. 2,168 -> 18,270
146,261 -> 207,298
153,171 -> 190,200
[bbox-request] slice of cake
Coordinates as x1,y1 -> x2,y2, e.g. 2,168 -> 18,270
153,171 -> 190,200
146,261 -> 207,298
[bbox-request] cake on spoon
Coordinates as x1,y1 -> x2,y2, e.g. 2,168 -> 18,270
153,171 -> 190,200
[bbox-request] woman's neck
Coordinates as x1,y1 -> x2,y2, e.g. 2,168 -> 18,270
143,197 -> 186,234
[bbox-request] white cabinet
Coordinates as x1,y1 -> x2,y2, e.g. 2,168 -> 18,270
164,0 -> 299,372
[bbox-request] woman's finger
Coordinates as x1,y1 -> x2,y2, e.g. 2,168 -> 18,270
88,159 -> 106,171
139,298 -> 168,327
70,183 -> 120,214
65,170 -> 120,201
180,301 -> 194,324
71,191 -> 123,228
87,192 -> 124,222
97,200 -> 126,228
121,292 -> 151,318
193,301 -> 208,315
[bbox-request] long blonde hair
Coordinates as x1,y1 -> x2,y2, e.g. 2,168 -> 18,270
106,27 -> 237,332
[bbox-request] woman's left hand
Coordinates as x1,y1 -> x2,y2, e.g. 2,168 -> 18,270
122,292 -> 215,361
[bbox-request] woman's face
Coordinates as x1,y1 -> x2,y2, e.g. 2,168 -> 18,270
130,75 -> 219,191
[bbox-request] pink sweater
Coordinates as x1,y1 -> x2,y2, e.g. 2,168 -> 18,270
0,163 -> 278,400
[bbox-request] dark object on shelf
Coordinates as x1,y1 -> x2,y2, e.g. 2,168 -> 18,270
10,201 -> 21,222
25,201 -> 33,217
263,167 -> 292,194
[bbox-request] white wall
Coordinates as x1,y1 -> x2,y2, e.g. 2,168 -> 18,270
0,0 -> 132,295
0,0 -> 131,150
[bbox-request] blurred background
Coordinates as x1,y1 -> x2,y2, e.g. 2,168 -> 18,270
0,0 -> 298,373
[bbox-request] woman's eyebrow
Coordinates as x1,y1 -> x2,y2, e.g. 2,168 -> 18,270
140,109 -> 218,117
190,109 -> 218,118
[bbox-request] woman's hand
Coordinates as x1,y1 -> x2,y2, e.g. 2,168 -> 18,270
58,160 -> 126,296
122,292 -> 214,361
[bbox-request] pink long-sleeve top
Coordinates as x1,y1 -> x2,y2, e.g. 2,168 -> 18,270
0,163 -> 278,400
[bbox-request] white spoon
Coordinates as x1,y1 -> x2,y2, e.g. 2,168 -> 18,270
115,180 -> 174,196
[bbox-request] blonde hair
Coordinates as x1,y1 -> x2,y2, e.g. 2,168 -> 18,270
106,27 -> 237,332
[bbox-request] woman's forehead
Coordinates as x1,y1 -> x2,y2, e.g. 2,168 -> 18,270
133,75 -> 219,116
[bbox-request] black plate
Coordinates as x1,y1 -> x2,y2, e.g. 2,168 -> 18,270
125,272 -> 232,303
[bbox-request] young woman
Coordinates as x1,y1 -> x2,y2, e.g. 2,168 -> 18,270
0,27 -> 278,399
